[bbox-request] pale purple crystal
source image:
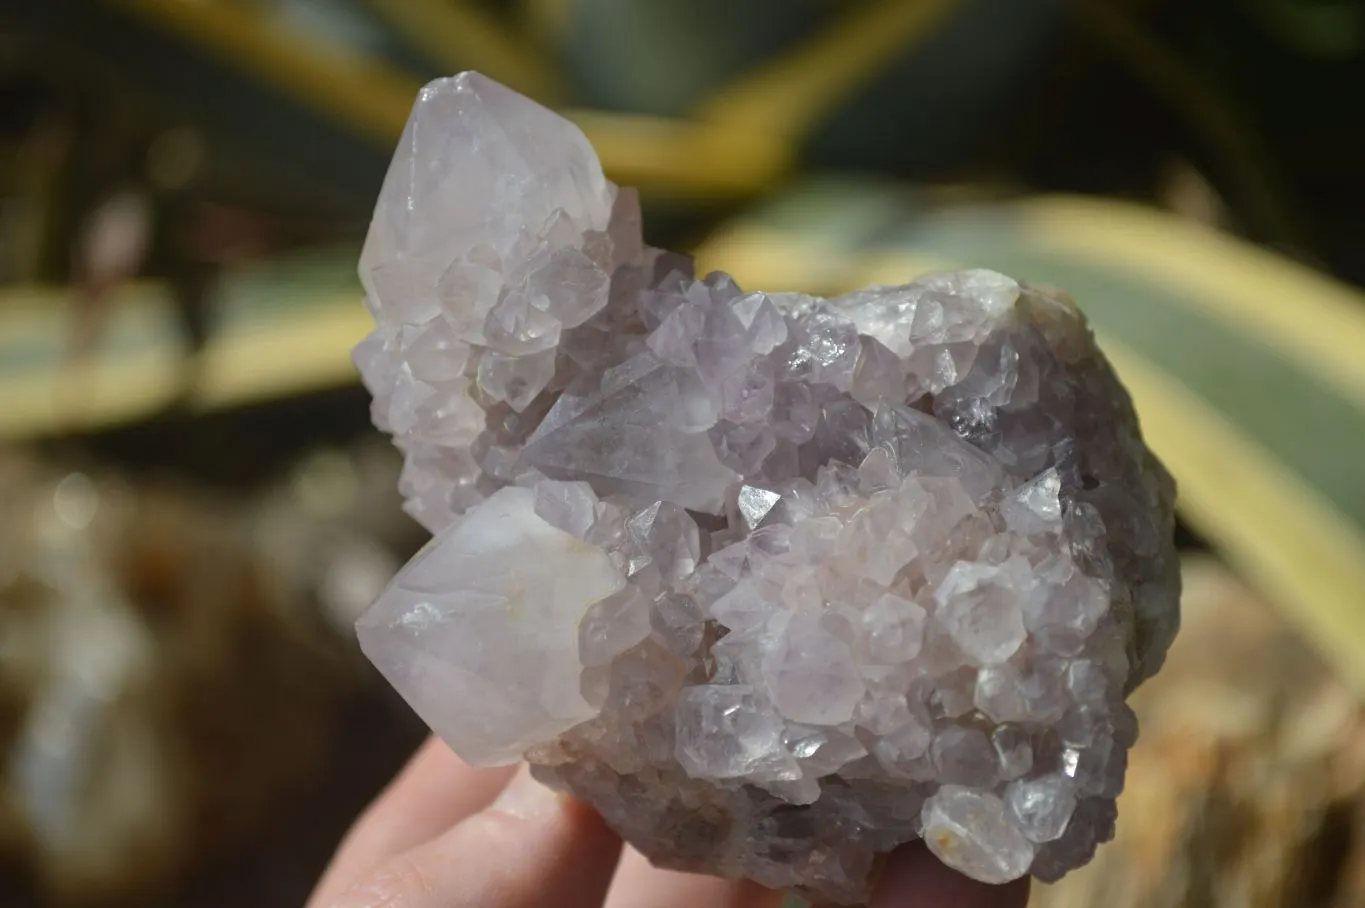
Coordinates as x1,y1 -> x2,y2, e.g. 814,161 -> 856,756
354,72 -> 1180,905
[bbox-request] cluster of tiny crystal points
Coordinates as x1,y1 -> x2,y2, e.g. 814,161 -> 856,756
353,72 -> 1180,904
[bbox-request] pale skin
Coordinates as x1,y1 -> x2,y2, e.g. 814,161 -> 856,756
308,737 -> 1031,908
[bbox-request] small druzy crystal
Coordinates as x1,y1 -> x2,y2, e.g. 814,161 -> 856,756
353,72 -> 1180,905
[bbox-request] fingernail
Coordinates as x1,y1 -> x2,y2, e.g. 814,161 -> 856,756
490,765 -> 561,820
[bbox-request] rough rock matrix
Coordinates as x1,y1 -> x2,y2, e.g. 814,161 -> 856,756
353,72 -> 1180,903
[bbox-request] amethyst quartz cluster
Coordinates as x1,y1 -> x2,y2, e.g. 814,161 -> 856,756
352,73 -> 1180,904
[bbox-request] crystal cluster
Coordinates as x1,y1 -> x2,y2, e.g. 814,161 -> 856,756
353,73 -> 1180,904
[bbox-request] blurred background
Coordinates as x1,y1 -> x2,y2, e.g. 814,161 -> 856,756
0,0 -> 1363,905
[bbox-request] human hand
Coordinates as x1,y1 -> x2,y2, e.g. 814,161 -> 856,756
308,737 -> 1031,908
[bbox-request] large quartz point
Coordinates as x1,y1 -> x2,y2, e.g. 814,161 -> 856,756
354,72 -> 1180,905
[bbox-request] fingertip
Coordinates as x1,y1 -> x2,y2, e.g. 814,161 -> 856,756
418,766 -> 623,908
869,842 -> 1031,908
306,737 -> 515,908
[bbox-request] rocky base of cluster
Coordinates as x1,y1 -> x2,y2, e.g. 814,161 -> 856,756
352,72 -> 1180,904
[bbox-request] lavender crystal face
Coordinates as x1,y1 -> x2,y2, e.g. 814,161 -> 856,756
353,72 -> 1180,904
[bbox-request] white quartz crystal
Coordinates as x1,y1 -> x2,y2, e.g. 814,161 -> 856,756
354,73 -> 1181,905
356,486 -> 624,765
923,786 -> 1036,884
